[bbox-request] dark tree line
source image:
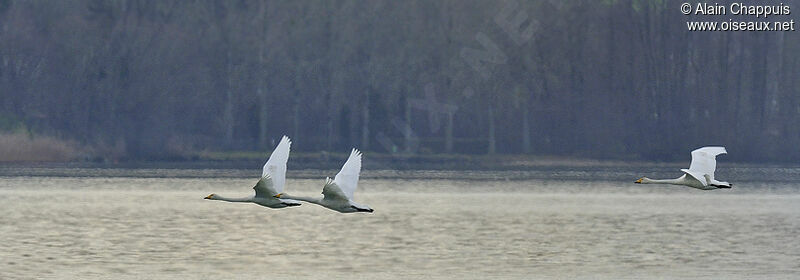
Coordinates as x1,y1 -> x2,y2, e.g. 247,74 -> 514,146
1,0 -> 798,162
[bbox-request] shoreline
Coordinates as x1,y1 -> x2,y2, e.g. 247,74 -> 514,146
1,155 -> 797,182
0,152 -> 796,170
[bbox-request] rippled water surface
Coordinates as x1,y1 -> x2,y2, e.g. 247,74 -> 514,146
1,166 -> 799,279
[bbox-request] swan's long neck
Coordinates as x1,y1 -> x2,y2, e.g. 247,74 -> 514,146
640,177 -> 684,185
279,193 -> 323,205
211,195 -> 253,203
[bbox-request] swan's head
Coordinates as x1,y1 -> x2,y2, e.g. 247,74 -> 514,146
273,193 -> 284,198
204,194 -> 216,199
635,177 -> 647,184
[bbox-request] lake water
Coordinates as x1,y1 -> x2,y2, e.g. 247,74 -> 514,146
1,166 -> 799,279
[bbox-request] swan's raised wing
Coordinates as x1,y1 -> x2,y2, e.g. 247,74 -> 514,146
253,174 -> 279,198
321,177 -> 349,202
333,149 -> 362,200
262,136 -> 291,193
681,146 -> 727,185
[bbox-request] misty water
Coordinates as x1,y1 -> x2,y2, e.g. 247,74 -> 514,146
1,165 -> 799,279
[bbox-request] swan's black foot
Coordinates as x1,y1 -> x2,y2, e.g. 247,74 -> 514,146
282,202 -> 301,207
351,206 -> 374,213
712,184 -> 732,189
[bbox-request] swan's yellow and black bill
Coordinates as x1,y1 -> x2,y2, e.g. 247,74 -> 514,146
204,194 -> 214,199
634,178 -> 643,184
273,193 -> 282,198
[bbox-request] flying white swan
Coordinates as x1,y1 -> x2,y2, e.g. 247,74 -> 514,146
275,148 -> 373,213
205,136 -> 301,208
635,146 -> 732,190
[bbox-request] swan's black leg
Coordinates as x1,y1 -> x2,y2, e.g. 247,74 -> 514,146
351,206 -> 374,212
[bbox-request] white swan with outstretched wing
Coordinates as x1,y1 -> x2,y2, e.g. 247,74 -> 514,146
636,146 -> 732,190
331,148 -> 361,199
205,136 -> 301,208
680,146 -> 729,187
261,135 -> 291,195
276,148 -> 373,213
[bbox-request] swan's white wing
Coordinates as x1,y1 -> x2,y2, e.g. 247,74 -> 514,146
321,177 -> 349,202
253,174 -> 279,198
333,149 -> 362,200
688,146 -> 726,175
682,146 -> 727,185
680,169 -> 709,186
262,136 -> 291,193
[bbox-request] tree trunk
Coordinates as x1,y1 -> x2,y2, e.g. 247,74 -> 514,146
763,32 -> 784,158
223,50 -> 234,148
361,93 -> 369,150
404,94 -> 412,153
258,86 -> 268,149
522,101 -> 531,154
765,32 -> 783,126
487,105 -> 496,155
257,51 -> 268,149
445,111 -> 454,153
293,96 -> 300,144
257,10 -> 268,150
326,94 -> 334,152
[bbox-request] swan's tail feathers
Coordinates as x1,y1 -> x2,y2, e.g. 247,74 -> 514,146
321,177 -> 334,194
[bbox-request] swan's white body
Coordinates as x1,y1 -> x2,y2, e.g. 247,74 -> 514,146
205,136 -> 301,208
276,149 -> 373,213
636,146 -> 732,190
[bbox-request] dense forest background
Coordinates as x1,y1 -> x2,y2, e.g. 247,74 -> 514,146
0,0 -> 798,162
